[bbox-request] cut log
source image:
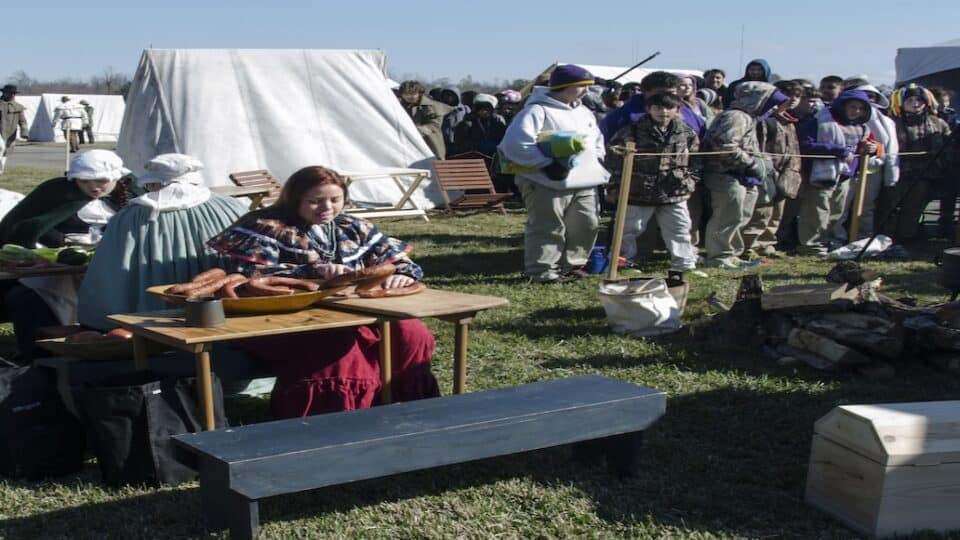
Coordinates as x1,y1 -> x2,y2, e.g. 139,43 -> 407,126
775,344 -> 837,371
763,312 -> 796,342
903,316 -> 960,352
787,328 -> 871,368
819,313 -> 898,336
761,283 -> 860,312
802,319 -> 903,360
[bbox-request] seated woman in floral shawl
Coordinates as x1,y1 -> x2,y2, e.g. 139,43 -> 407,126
207,165 -> 440,418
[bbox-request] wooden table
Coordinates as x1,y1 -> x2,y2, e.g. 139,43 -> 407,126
339,168 -> 431,221
0,263 -> 87,281
108,307 -> 378,431
108,288 -> 508,431
210,185 -> 273,210
325,288 -> 509,396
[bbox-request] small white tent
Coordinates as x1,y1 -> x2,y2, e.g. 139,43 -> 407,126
895,38 -> 960,94
17,95 -> 41,136
117,49 -> 440,207
29,94 -> 126,142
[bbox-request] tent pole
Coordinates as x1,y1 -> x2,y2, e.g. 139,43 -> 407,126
607,142 -> 636,281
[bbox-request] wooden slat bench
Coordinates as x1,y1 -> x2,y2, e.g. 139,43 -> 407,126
173,375 -> 666,539
433,159 -> 510,215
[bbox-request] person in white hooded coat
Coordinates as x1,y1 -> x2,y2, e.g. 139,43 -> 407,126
833,80 -> 899,241
498,65 -> 610,283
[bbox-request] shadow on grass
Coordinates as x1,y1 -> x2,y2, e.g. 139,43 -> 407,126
402,232 -> 522,250
7,384 -> 958,538
417,249 -> 523,278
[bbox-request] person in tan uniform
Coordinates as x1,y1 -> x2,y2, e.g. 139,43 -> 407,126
51,96 -> 87,153
0,84 -> 29,173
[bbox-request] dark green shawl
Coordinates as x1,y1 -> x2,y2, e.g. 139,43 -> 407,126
0,177 -> 137,248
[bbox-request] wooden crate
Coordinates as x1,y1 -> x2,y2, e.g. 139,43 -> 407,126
805,401 -> 960,538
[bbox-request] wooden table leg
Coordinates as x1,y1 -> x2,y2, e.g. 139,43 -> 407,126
196,347 -> 216,431
132,335 -> 149,370
453,319 -> 469,394
379,320 -> 392,405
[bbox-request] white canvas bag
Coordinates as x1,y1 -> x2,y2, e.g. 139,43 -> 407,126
598,278 -> 682,337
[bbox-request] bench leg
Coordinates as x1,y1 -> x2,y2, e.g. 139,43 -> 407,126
602,431 -> 645,478
198,459 -> 260,539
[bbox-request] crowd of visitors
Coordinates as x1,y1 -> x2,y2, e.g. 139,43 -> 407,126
398,61 -> 958,280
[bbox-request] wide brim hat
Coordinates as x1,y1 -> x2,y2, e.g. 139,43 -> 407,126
1,84 -> 18,94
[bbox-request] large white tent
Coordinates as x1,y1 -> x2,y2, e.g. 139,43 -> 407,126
17,95 -> 41,136
895,38 -> 960,94
28,94 -> 126,142
117,48 -> 441,207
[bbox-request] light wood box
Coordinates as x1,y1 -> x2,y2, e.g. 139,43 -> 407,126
805,401 -> 960,538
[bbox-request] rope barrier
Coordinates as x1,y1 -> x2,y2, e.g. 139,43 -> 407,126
607,146 -> 931,159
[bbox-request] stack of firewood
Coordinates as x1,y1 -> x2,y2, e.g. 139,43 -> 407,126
692,267 -> 959,378
760,281 -> 902,379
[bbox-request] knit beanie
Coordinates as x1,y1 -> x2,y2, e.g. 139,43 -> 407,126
472,94 -> 498,109
549,65 -> 595,91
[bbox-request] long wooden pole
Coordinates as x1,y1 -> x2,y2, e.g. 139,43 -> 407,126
63,126 -> 70,174
847,150 -> 870,242
607,142 -> 636,281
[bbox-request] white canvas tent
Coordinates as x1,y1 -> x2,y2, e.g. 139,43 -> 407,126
895,38 -> 960,94
117,48 -> 441,207
28,94 -> 125,142
17,95 -> 41,136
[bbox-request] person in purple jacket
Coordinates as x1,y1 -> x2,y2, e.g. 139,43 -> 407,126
795,89 -> 877,255
599,71 -> 706,142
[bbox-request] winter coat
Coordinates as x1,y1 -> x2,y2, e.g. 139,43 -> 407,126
757,113 -> 801,199
452,112 -> 507,158
404,96 -> 450,159
607,115 -> 699,205
703,81 -> 778,185
896,112 -> 952,180
498,87 -> 610,191
600,93 -> 706,141
724,59 -> 772,109
800,90 -> 872,186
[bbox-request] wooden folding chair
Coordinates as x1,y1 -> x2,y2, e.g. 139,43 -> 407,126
228,170 -> 283,209
432,159 -> 510,215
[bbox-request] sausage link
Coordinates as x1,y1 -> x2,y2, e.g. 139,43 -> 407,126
190,268 -> 227,284
262,276 -> 320,291
356,281 -> 426,298
243,277 -> 295,296
187,276 -> 235,298
217,274 -> 249,298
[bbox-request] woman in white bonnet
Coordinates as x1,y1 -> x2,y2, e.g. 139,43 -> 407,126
78,153 -> 248,330
0,149 -> 135,361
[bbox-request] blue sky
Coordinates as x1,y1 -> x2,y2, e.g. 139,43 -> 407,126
7,1 -> 959,86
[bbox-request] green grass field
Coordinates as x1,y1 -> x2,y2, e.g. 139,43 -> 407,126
1,169 -> 958,539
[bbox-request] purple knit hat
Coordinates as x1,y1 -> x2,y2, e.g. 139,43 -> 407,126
549,65 -> 595,91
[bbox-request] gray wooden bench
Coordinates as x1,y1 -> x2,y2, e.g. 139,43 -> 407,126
173,375 -> 666,539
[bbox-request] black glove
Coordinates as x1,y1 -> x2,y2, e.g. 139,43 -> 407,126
744,158 -> 770,179
543,160 -> 570,181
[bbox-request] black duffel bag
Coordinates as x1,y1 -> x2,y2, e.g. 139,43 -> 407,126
77,370 -> 228,487
0,359 -> 84,479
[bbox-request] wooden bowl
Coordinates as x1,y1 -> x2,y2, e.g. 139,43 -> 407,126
146,283 -> 347,315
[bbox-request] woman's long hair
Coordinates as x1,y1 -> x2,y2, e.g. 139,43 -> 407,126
271,166 -> 349,223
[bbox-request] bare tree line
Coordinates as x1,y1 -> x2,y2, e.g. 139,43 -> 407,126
4,68 -> 131,96
389,73 -> 532,94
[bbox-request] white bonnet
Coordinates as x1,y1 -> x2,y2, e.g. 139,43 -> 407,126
137,153 -> 205,187
67,149 -> 130,182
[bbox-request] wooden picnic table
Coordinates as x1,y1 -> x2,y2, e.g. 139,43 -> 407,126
107,287 -> 508,430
